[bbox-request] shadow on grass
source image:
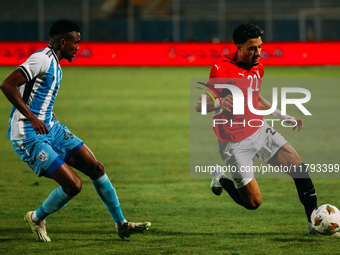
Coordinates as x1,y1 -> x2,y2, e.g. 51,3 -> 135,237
151,229 -> 213,236
270,237 -> 316,243
0,226 -> 128,244
226,231 -> 324,244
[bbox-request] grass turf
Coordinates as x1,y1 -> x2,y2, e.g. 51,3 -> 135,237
0,66 -> 340,254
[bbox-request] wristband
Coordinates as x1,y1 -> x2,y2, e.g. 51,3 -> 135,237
272,109 -> 295,120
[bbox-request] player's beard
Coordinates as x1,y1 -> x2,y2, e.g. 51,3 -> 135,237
67,54 -> 76,63
252,57 -> 260,66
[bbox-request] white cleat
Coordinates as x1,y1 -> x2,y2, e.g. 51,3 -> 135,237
24,211 -> 51,242
118,221 -> 151,239
210,166 -> 226,196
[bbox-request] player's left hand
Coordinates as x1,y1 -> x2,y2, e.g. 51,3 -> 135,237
285,118 -> 303,132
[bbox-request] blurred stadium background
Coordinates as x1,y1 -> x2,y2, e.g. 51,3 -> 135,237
1,0 -> 340,42
1,1 -> 340,254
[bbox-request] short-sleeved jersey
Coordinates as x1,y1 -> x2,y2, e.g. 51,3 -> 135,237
208,51 -> 264,142
7,46 -> 62,140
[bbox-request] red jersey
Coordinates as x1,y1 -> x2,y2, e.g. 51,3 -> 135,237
208,51 -> 265,142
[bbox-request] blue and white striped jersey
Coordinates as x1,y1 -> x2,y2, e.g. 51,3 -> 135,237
7,45 -> 62,140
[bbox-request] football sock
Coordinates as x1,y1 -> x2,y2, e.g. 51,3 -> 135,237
291,163 -> 317,222
91,173 -> 126,225
34,186 -> 74,222
219,176 -> 257,210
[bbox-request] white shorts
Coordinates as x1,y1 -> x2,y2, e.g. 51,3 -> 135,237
218,121 -> 287,189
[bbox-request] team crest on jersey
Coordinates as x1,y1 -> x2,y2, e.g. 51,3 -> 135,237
37,150 -> 49,162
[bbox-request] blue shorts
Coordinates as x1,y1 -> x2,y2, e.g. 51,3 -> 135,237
11,122 -> 83,177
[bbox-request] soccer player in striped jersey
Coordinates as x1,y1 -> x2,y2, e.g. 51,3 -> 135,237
0,19 -> 150,242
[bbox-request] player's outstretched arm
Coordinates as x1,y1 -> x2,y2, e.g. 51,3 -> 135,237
258,95 -> 303,132
0,69 -> 49,134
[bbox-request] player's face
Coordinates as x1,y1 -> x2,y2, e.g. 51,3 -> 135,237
61,31 -> 80,62
236,37 -> 262,66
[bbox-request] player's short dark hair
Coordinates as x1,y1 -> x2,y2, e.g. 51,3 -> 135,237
49,19 -> 80,37
232,23 -> 264,45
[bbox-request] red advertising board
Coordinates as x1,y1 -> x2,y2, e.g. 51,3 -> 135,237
0,41 -> 339,66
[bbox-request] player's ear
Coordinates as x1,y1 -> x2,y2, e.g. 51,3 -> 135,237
60,38 -> 66,48
236,44 -> 242,51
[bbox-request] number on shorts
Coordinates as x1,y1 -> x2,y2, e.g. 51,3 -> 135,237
266,127 -> 276,135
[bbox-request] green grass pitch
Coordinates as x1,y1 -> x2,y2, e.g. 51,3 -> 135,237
0,65 -> 340,254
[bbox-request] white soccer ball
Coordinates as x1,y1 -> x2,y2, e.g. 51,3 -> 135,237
310,204 -> 340,235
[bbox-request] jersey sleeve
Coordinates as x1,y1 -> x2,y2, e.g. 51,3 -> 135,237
207,59 -> 233,97
259,63 -> 264,78
19,51 -> 50,81
209,60 -> 227,79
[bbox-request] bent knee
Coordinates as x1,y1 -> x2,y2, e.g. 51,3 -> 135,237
91,161 -> 105,179
245,198 -> 262,210
64,177 -> 82,196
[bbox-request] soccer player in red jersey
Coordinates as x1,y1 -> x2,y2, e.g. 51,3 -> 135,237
196,23 -> 318,234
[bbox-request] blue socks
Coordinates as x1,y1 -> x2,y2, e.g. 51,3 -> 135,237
33,173 -> 125,226
35,186 -> 74,221
91,173 -> 126,224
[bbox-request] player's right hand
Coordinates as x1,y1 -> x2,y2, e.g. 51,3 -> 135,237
29,117 -> 50,134
290,118 -> 303,132
221,95 -> 233,112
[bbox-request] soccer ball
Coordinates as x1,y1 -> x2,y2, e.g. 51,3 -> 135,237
310,204 -> 340,235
